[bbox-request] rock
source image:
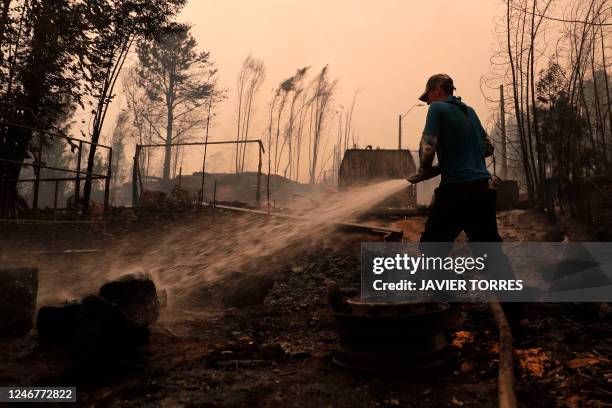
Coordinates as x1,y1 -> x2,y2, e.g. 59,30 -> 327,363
221,272 -> 274,308
99,273 -> 160,325
37,295 -> 150,362
0,268 -> 38,337
37,301 -> 81,345
72,296 -> 150,358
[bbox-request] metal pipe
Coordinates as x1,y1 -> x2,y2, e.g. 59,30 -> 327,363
138,139 -> 264,148
0,159 -> 107,178
256,146 -> 262,203
0,120 -> 111,149
13,176 -> 106,183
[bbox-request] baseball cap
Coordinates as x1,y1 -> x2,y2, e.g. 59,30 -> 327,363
418,74 -> 456,102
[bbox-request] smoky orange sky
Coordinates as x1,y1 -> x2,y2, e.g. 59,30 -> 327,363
96,0 -> 509,180
176,0 -> 502,151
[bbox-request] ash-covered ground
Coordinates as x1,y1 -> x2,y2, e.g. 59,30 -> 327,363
0,208 -> 611,407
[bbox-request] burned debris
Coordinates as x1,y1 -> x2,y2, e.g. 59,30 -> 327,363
0,268 -> 38,337
220,272 -> 276,308
99,273 -> 161,326
36,274 -> 162,365
37,295 -> 150,364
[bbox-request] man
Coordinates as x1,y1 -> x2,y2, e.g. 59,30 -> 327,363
408,74 -> 499,243
408,75 -> 522,321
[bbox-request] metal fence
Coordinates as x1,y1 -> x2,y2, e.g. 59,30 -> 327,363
0,121 -> 112,219
132,139 -> 265,208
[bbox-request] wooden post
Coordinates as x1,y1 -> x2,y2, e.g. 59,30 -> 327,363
103,148 -> 112,214
32,163 -> 40,210
53,180 -> 59,221
213,179 -> 217,208
398,114 -> 402,150
200,145 -> 208,209
500,85 -> 507,180
256,144 -> 262,204
132,145 -> 140,207
75,140 -> 83,205
202,96 -> 212,206
32,137 -> 42,210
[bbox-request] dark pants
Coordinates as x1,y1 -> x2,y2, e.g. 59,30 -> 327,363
419,179 -> 509,277
420,178 -> 501,243
419,179 -> 522,319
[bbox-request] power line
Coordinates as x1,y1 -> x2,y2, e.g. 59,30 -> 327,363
510,4 -> 612,26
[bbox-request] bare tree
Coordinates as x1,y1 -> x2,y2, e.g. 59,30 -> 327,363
343,89 -> 361,154
123,66 -> 156,180
235,55 -> 265,173
82,0 -> 186,210
280,67 -> 309,178
308,66 -> 337,184
291,83 -> 313,182
266,90 -> 280,208
272,77 -> 291,174
486,0 -> 611,219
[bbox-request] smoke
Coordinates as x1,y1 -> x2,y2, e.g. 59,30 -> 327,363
150,179 -> 408,302
23,179 -> 409,310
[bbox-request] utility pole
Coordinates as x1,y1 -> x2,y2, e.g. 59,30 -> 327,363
499,85 -> 507,180
398,114 -> 402,150
332,145 -> 337,183
399,104 -> 423,151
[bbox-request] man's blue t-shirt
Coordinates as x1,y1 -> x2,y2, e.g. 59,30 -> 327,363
423,96 -> 491,185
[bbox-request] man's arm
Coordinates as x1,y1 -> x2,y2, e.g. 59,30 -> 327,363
419,133 -> 437,171
407,133 -> 440,183
407,104 -> 442,184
